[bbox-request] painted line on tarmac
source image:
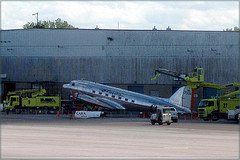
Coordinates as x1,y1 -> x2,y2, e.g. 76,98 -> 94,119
163,147 -> 189,149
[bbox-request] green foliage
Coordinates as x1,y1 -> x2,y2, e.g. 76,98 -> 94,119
223,26 -> 239,31
23,18 -> 77,29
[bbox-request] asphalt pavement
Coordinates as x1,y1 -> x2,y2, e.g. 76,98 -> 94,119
1,114 -> 239,159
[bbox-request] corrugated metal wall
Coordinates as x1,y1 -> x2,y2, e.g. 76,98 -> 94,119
1,29 -> 239,85
1,56 -> 238,85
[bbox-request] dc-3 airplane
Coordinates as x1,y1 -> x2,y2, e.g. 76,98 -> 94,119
63,80 -> 193,113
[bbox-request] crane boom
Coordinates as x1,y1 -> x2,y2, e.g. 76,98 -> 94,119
152,67 -> 239,89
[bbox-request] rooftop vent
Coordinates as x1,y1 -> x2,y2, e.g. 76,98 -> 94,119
95,25 -> 99,29
166,26 -> 171,30
152,26 -> 157,30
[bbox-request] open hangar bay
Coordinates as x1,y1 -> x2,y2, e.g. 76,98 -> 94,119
1,28 -> 239,110
1,114 -> 239,159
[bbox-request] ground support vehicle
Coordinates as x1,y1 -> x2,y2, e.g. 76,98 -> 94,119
198,90 -> 239,121
169,107 -> 178,122
227,109 -> 240,123
150,107 -> 172,125
5,89 -> 61,114
152,67 -> 240,122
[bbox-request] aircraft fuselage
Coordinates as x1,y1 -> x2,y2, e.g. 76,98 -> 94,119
63,80 -> 191,113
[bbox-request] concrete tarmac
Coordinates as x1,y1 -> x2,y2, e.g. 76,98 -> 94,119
1,114 -> 239,159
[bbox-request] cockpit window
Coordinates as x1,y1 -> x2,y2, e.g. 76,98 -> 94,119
199,101 -> 214,108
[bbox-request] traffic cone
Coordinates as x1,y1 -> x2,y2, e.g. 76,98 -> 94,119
195,113 -> 198,120
184,114 -> 187,120
143,113 -> 146,118
74,116 -> 77,120
57,111 -> 60,117
68,112 -> 70,118
191,114 -> 193,120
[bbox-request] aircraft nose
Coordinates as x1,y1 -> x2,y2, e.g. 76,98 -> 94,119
63,84 -> 70,88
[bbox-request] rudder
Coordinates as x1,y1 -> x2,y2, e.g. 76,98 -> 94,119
169,87 -> 193,110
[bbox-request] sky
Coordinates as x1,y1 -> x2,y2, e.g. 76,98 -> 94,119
1,1 -> 239,31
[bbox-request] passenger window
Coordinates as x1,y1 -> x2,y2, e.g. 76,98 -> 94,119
99,92 -> 102,95
105,94 -> 108,96
112,95 -> 115,98
131,100 -> 135,103
118,97 -> 122,100
92,90 -> 95,93
125,98 -> 128,101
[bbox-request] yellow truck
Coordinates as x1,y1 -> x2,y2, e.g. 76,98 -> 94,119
152,67 -> 239,121
5,89 -> 61,113
198,90 -> 239,121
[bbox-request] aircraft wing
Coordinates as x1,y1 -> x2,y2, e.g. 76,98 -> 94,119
75,92 -> 125,110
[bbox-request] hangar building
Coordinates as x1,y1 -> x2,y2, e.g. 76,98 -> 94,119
1,29 -> 239,109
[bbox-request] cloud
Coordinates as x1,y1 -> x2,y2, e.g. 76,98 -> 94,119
1,1 -> 239,30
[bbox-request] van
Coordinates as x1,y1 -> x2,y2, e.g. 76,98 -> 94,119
169,107 -> 178,123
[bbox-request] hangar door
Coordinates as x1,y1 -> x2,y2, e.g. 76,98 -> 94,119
4,82 -> 16,97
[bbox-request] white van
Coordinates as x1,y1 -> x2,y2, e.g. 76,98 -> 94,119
169,107 -> 178,123
150,107 -> 172,125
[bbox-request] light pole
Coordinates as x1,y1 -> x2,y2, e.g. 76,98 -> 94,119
32,12 -> 38,25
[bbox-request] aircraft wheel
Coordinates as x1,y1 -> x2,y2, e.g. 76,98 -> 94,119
167,123 -> 171,125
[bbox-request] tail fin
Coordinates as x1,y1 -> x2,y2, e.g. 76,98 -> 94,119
169,87 -> 193,112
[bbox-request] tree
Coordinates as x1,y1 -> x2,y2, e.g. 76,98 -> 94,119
23,18 -> 77,29
223,26 -> 239,31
